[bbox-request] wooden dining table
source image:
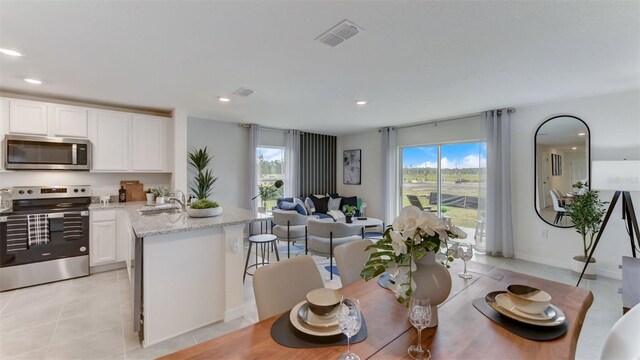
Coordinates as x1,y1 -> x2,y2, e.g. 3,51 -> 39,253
162,260 -> 593,360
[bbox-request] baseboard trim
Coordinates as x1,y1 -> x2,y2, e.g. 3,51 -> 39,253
515,253 -> 622,280
224,305 -> 246,322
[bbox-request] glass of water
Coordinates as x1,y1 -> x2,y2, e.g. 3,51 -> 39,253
337,298 -> 362,360
408,296 -> 432,360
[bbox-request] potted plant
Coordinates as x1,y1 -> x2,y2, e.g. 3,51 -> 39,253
153,186 -> 170,204
564,189 -> 607,279
145,188 -> 155,205
188,199 -> 222,218
342,204 -> 357,223
256,183 -> 280,213
187,147 -> 220,217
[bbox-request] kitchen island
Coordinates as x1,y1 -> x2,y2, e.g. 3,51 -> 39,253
122,202 -> 270,347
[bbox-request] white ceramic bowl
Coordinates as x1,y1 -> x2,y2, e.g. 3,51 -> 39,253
507,284 -> 552,315
306,288 -> 342,316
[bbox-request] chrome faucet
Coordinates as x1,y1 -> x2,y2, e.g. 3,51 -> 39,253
167,190 -> 187,212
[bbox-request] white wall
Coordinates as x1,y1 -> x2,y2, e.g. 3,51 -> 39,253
511,89 -> 640,278
0,172 -> 171,198
337,130 -> 383,219
187,117 -> 249,208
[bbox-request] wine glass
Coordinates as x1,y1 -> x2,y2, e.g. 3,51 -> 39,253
408,296 -> 432,360
458,242 -> 473,279
337,298 -> 362,360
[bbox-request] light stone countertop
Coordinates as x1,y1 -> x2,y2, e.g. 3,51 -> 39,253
100,201 -> 272,238
88,203 -> 127,211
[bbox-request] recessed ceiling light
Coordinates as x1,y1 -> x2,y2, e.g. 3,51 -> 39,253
0,48 -> 22,56
356,100 -> 367,105
24,78 -> 42,85
572,147 -> 578,150
578,132 -> 586,136
218,96 -> 230,102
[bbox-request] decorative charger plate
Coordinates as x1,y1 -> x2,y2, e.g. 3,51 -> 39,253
495,293 -> 556,321
485,291 -> 566,327
289,301 -> 342,336
297,302 -> 344,328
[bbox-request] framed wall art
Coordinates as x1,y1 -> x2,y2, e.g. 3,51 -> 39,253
343,149 -> 361,185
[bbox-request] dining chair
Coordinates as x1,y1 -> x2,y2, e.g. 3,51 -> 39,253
551,189 -> 566,206
600,303 -> 640,359
549,190 -> 566,225
253,255 -> 324,321
272,209 -> 308,258
334,239 -> 374,287
306,218 -> 362,280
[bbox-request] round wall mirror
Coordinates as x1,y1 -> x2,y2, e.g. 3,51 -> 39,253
534,115 -> 590,228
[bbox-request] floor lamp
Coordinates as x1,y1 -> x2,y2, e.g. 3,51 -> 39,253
576,161 -> 640,286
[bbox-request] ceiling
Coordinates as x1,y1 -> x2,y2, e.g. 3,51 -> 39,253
536,116 -> 588,148
0,1 -> 638,135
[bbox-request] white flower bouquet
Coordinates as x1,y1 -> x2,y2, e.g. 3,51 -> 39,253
360,206 -> 467,303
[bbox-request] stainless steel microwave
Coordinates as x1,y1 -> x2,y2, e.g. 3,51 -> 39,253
4,135 -> 91,170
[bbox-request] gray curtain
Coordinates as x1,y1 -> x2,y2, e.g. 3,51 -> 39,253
285,130 -> 301,197
248,124 -> 261,209
482,109 -> 514,257
300,133 -> 337,196
381,127 -> 397,225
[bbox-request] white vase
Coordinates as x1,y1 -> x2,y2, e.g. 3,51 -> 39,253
571,255 -> 597,279
412,251 -> 452,327
156,196 -> 165,205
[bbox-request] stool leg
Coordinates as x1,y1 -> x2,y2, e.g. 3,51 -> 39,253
273,241 -> 280,261
243,241 -> 253,283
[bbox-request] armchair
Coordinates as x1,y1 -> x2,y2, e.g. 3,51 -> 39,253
272,209 -> 308,258
306,218 -> 362,280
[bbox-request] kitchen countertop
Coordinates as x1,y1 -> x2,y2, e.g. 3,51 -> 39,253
91,201 -> 272,238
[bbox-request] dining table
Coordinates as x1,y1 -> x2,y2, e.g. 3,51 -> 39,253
162,260 -> 594,360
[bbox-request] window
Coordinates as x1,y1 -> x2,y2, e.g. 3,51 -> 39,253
400,141 -> 486,242
257,146 -> 286,210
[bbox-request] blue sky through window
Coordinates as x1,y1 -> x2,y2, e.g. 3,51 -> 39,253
403,142 -> 486,169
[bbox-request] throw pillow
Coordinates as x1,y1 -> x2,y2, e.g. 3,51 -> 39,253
277,197 -> 294,208
304,197 -> 316,214
294,204 -> 307,216
310,195 -> 329,214
279,201 -> 297,210
293,198 -> 308,215
328,197 -> 342,211
340,196 -> 358,211
329,193 -> 340,198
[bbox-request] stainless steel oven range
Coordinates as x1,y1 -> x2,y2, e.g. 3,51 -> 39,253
0,186 -> 91,291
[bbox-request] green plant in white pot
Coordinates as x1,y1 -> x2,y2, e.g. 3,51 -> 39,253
187,147 -> 221,217
564,189 -> 607,279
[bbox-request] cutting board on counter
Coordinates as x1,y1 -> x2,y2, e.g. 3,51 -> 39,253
120,180 -> 146,201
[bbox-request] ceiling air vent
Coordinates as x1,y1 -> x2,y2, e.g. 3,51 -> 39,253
233,87 -> 254,97
316,20 -> 364,47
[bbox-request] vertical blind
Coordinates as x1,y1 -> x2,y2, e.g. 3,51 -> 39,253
300,132 -> 337,196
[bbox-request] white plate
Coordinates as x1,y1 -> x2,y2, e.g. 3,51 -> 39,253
495,293 -> 555,320
485,291 -> 566,327
297,302 -> 344,328
289,301 -> 342,336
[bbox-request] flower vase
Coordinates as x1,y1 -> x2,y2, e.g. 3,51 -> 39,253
412,251 -> 452,327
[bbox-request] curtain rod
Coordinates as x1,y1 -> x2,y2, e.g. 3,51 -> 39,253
382,108 -> 516,132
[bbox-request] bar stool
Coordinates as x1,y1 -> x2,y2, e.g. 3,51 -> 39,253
244,234 -> 279,282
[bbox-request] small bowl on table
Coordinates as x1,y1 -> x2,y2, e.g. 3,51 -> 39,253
507,284 -> 552,315
306,288 -> 342,317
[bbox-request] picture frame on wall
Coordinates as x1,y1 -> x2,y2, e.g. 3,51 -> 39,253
343,149 -> 361,185
552,153 -> 562,176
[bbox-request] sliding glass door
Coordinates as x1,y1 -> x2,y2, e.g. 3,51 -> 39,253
400,141 -> 486,243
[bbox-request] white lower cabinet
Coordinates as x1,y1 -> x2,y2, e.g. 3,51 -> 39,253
90,210 -> 118,266
91,208 -> 135,280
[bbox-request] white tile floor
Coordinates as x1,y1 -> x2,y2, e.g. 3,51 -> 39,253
0,242 -> 624,359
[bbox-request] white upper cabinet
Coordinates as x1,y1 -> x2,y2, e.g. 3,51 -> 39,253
8,99 -> 48,135
131,114 -> 167,172
90,110 -> 130,171
53,105 -> 88,138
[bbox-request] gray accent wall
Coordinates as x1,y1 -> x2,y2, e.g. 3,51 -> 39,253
300,132 -> 336,196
